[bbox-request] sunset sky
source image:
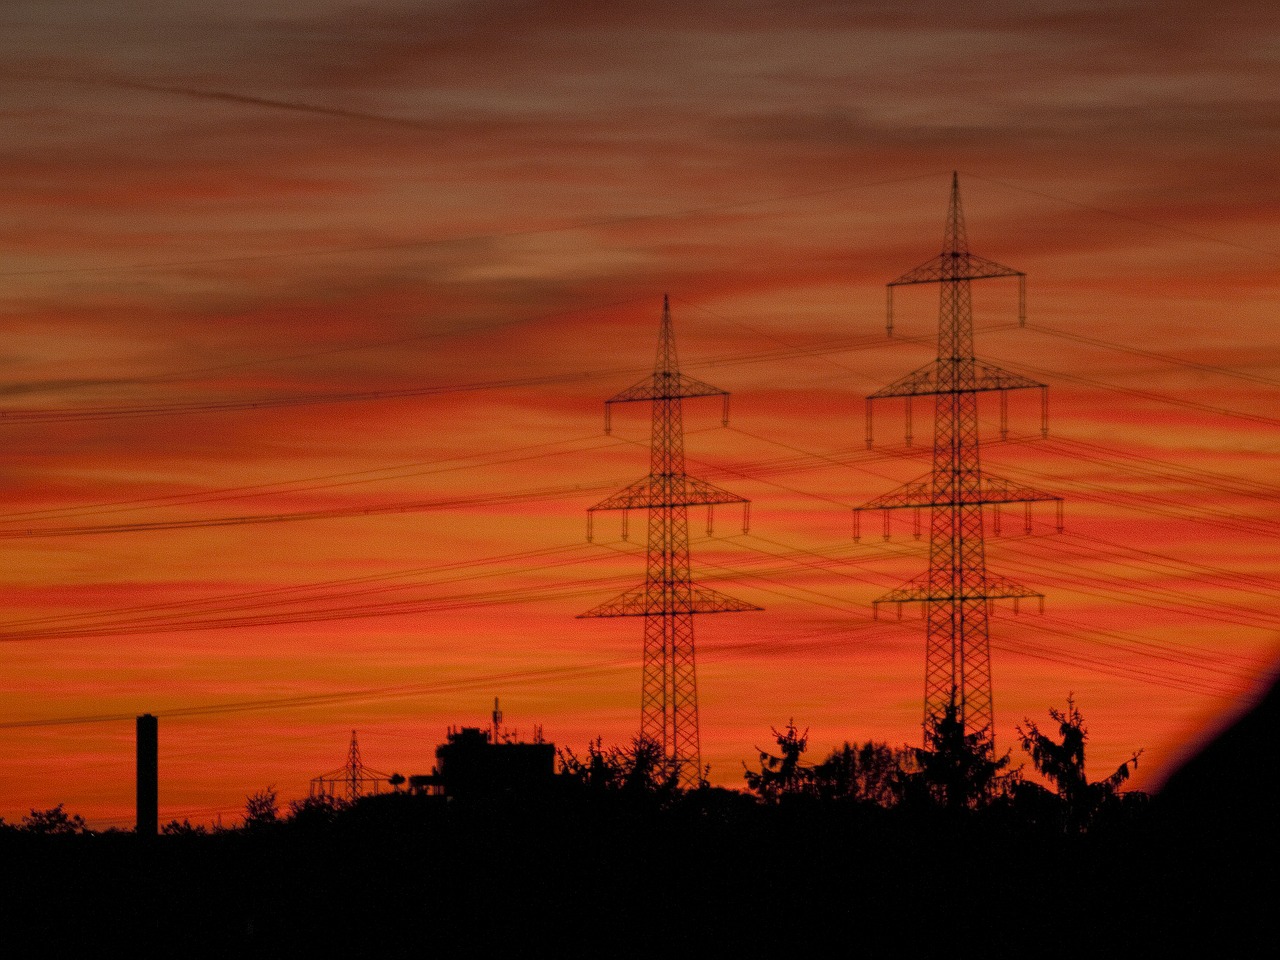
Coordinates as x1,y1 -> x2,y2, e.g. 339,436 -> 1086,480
2,1 -> 1278,827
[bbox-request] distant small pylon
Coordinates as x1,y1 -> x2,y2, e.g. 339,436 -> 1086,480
580,296 -> 760,787
309,730 -> 392,802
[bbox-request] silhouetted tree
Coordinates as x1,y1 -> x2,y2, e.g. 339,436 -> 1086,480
287,792 -> 346,828
907,698 -> 1011,811
1018,695 -> 1142,832
388,772 -> 406,793
744,720 -> 814,803
20,804 -> 88,835
243,785 -> 279,829
620,736 -> 679,794
559,736 -> 682,801
812,740 -> 914,806
559,737 -> 624,792
161,818 -> 208,836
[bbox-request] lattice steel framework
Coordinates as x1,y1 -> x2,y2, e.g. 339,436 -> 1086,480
860,174 -> 1062,747
580,296 -> 759,786
309,730 -> 391,802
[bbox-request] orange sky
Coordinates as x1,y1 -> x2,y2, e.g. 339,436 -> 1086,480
1,1 -> 1278,828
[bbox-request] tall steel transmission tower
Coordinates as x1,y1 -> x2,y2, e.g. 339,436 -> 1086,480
859,174 -> 1062,747
581,296 -> 759,786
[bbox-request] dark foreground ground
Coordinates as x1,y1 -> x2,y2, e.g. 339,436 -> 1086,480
2,791 -> 1276,959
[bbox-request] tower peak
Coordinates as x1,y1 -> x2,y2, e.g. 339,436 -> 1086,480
944,172 -> 968,256
656,294 -> 678,375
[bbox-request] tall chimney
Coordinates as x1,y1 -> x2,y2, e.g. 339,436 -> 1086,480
136,713 -> 158,837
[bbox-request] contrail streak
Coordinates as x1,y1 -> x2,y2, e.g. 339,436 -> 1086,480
5,69 -> 439,129
102,77 -> 440,129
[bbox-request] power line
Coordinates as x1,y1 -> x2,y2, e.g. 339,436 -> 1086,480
0,432 -> 623,524
0,658 -> 641,730
961,172 -> 1280,261
0,481 -> 615,540
0,368 -> 618,424
1025,321 -> 1280,389
0,167 -> 942,279
0,315 -> 958,425
0,541 -> 609,633
0,543 -> 634,642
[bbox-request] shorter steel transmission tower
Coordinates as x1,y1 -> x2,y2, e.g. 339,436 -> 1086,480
309,730 -> 392,802
859,174 -> 1062,748
581,296 -> 759,787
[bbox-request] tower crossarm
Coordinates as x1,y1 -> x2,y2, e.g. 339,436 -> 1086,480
860,473 -> 1060,511
578,583 -> 762,619
974,475 -> 1061,508
604,372 -> 729,432
313,764 -> 392,781
869,359 -> 1044,399
855,473 -> 1062,540
608,370 -> 728,405
883,177 -> 1028,336
866,360 -> 1049,446
589,475 -> 748,512
888,251 -> 1024,288
867,361 -> 938,400
873,572 -> 1043,613
587,474 -> 751,540
973,361 -> 1043,393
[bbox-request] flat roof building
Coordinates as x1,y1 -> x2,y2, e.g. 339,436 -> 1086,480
410,726 -> 555,801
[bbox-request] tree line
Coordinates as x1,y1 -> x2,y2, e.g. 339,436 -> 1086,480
1,695 -> 1143,837
741,694 -> 1143,832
